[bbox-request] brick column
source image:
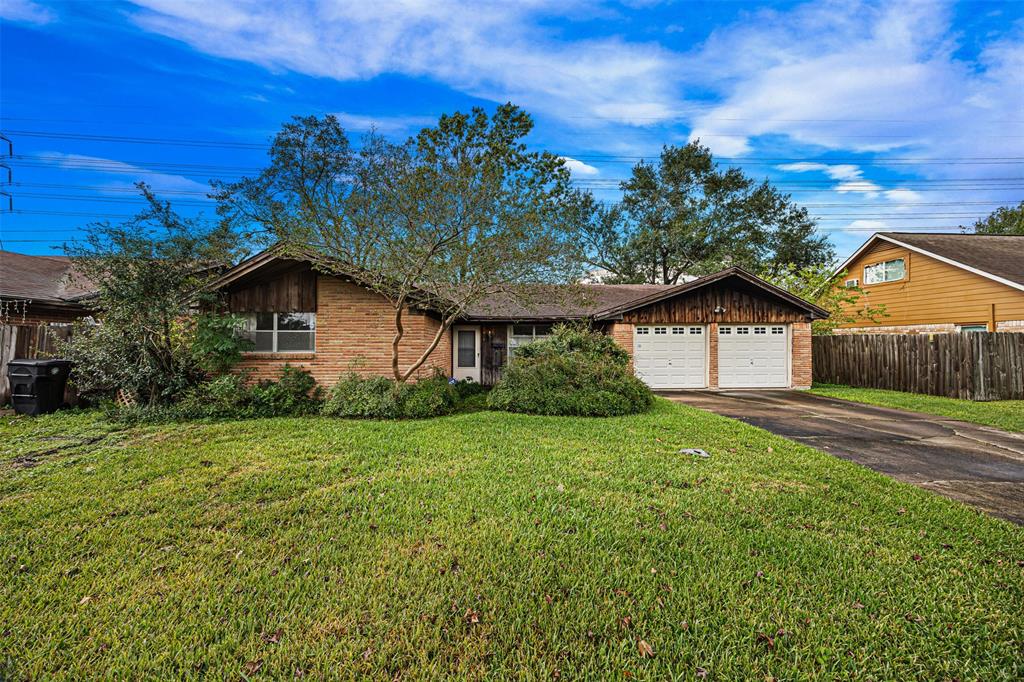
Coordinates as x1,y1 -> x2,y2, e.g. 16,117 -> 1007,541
791,321 -> 812,389
607,322 -> 634,371
707,322 -> 719,389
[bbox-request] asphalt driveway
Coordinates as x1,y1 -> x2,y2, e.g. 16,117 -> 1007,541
663,390 -> 1024,525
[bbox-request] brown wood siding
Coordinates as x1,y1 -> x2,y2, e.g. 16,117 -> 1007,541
480,323 -> 508,386
621,281 -> 811,324
838,241 -> 1024,329
226,266 -> 317,313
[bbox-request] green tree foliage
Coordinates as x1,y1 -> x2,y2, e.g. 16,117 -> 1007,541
766,264 -> 888,335
579,141 -> 834,283
216,105 -> 584,382
60,185 -> 241,404
964,201 -> 1024,235
191,313 -> 253,375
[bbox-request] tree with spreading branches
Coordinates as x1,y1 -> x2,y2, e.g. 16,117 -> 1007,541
215,105 -> 585,382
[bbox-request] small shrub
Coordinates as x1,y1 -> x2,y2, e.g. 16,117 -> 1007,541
322,374 -> 458,419
487,324 -> 652,417
249,365 -> 323,417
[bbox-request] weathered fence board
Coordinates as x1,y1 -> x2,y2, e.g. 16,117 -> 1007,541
813,332 -> 1024,401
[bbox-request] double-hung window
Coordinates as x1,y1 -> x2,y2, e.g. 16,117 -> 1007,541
243,312 -> 316,352
864,258 -> 905,285
507,323 -> 553,357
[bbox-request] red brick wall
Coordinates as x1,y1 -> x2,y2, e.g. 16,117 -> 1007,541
606,322 -> 634,370
235,276 -> 452,387
707,323 -> 719,389
790,322 -> 812,389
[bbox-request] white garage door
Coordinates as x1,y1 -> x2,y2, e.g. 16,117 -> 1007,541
633,325 -> 707,389
718,324 -> 789,388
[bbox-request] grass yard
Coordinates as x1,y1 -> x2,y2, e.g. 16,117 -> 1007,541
811,383 -> 1024,433
2,401 -> 1022,680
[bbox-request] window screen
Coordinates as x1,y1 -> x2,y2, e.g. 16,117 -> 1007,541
457,330 -> 476,367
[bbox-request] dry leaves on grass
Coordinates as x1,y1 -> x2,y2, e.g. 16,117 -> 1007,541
637,640 -> 654,658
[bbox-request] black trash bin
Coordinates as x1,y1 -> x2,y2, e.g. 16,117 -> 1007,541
6,359 -> 73,416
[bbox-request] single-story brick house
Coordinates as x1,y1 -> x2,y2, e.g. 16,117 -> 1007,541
211,248 -> 829,390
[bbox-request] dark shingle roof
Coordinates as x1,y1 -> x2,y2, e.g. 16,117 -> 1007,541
0,250 -> 96,303
464,284 -> 673,320
882,233 -> 1024,288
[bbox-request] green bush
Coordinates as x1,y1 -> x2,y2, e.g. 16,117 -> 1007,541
487,325 -> 652,417
107,365 -> 322,423
322,374 -> 459,419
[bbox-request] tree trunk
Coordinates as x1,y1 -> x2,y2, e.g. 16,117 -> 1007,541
391,304 -> 406,382
399,316 -> 456,383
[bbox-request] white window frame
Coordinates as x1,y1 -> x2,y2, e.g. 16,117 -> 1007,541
244,312 -> 316,353
864,258 -> 905,285
506,323 -> 553,356
956,324 -> 988,333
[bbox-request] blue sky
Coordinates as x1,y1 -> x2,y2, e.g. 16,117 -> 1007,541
1,0 -> 1022,259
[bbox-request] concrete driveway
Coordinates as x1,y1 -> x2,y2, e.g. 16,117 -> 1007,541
662,390 -> 1024,525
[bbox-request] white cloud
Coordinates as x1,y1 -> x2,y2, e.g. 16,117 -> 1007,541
1,0 -> 56,24
559,156 -> 599,177
126,0 -> 682,126
38,152 -> 212,195
684,1 -> 1024,176
883,188 -> 924,203
846,219 -> 889,231
333,112 -> 436,135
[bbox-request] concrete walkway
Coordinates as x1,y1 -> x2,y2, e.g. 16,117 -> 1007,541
662,390 -> 1024,525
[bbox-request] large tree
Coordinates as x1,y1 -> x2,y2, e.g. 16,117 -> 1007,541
216,105 -> 583,382
581,141 -> 833,284
965,201 -> 1024,235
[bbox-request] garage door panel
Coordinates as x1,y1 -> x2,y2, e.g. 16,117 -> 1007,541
718,325 -> 789,388
633,325 -> 706,389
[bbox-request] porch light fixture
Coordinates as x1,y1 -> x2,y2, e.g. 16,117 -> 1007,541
713,305 -> 726,314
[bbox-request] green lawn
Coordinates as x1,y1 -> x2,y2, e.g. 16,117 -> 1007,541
810,384 -> 1024,433
2,402 -> 1022,680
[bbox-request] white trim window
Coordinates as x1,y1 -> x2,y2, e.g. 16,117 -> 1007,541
957,324 -> 988,333
243,312 -> 316,352
507,323 -> 553,356
864,258 -> 905,285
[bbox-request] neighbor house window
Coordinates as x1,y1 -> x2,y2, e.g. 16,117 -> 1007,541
864,258 -> 905,284
507,323 -> 553,356
957,324 -> 988,333
243,312 -> 315,352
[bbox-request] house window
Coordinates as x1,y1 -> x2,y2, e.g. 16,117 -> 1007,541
672,327 -> 685,334
864,258 -> 905,285
719,327 -> 731,335
507,323 -> 553,355
754,327 -> 766,335
771,327 -> 785,335
957,324 -> 988,333
243,312 -> 315,353
737,327 -> 750,335
457,330 -> 476,367
689,327 -> 702,335
654,327 -> 667,335
636,327 -> 649,335
845,278 -> 860,288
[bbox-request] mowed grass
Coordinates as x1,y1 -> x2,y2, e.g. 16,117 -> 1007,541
2,402 -> 1022,680
811,383 -> 1024,433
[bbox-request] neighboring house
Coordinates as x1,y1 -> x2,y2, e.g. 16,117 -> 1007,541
211,248 -> 828,390
0,250 -> 97,404
0,250 -> 96,325
834,233 -> 1024,334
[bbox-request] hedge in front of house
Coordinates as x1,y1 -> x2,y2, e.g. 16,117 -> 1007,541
486,325 -> 653,417
321,373 -> 461,419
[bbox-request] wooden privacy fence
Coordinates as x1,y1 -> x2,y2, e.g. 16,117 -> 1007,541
813,332 -> 1024,401
0,323 -> 74,405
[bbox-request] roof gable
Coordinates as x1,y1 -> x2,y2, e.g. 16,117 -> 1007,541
592,267 -> 830,320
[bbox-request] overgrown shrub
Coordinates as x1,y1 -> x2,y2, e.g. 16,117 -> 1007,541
322,373 -> 458,419
487,324 -> 652,417
107,365 -> 322,423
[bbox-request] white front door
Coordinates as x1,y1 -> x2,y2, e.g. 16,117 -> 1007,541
633,325 -> 707,389
717,324 -> 789,388
452,326 -> 481,382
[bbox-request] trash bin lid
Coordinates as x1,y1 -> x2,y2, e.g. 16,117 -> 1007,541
6,358 -> 72,367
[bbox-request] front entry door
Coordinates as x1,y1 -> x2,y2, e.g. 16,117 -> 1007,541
452,326 -> 481,382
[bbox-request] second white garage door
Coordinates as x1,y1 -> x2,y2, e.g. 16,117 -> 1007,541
633,325 -> 707,389
717,324 -> 789,388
